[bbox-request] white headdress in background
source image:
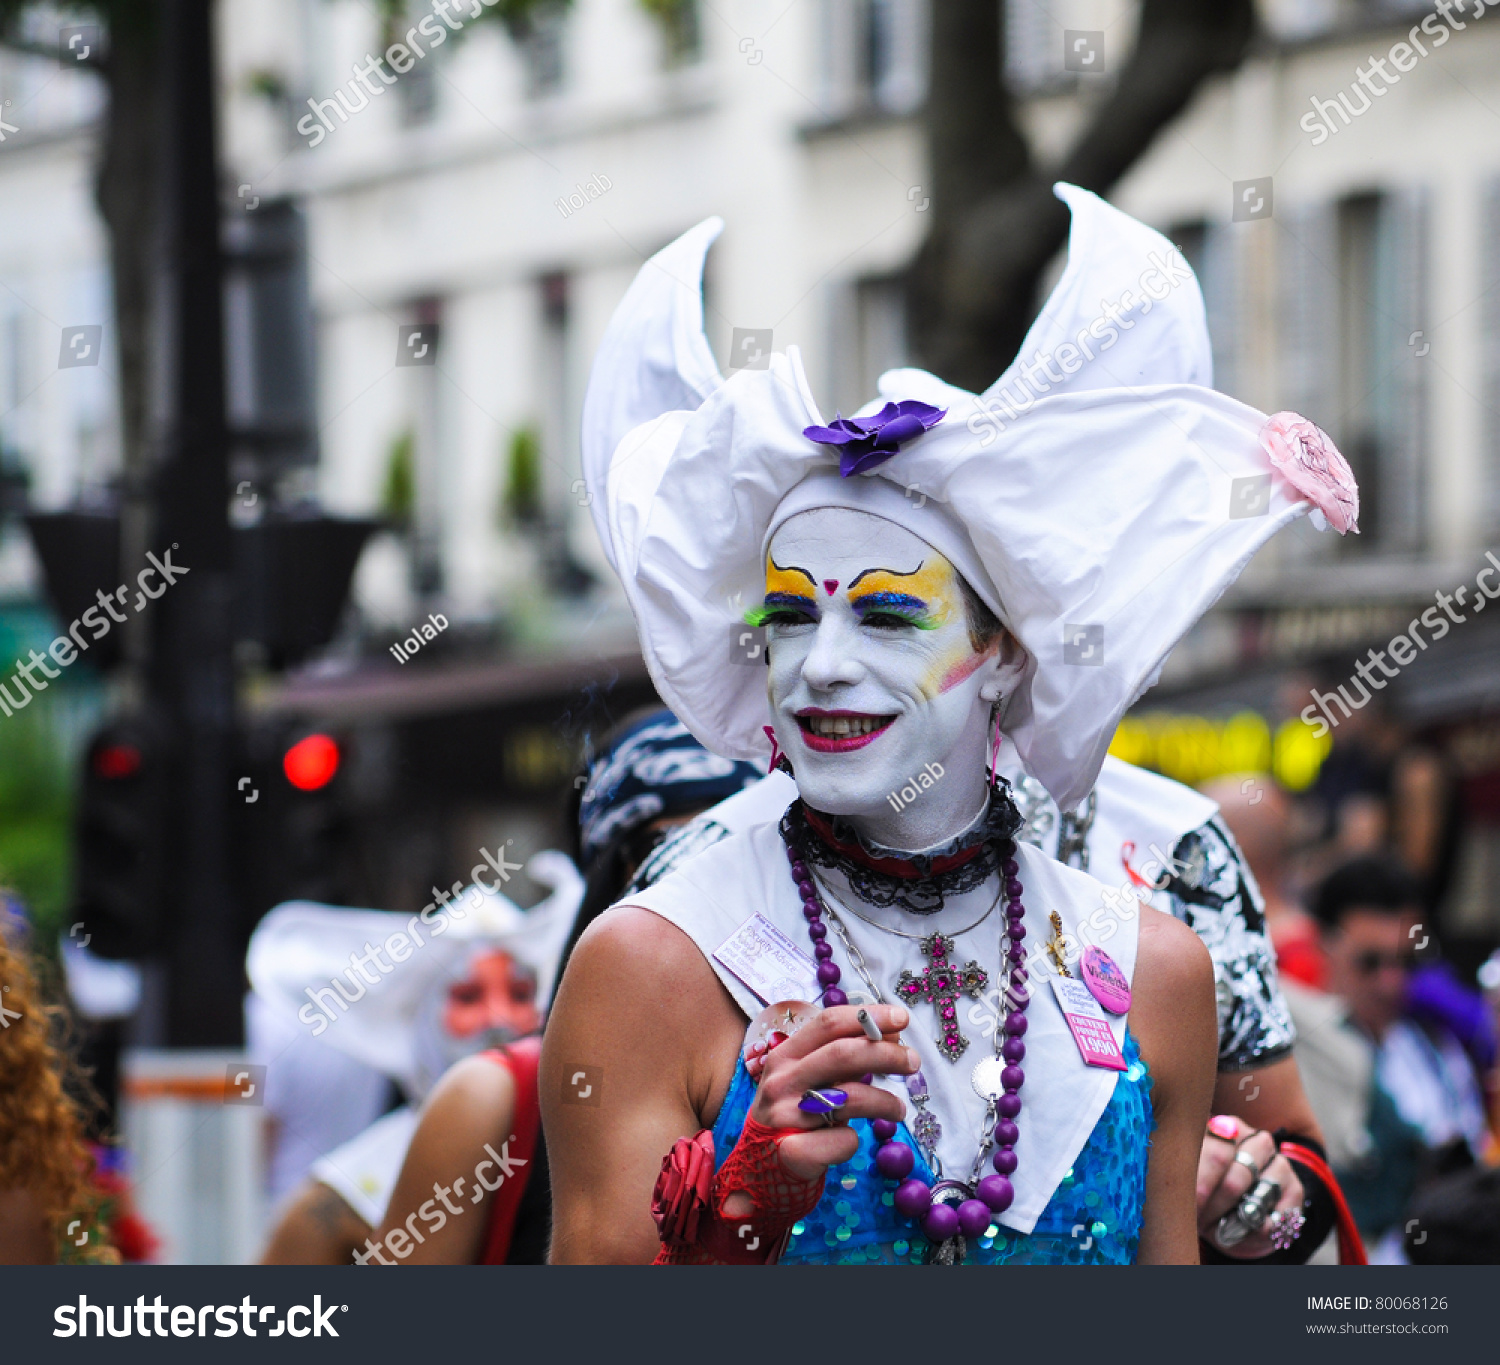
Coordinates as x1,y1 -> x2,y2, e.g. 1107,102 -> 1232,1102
247,852 -> 582,1098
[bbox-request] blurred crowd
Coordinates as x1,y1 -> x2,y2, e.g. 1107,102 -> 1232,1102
1205,702 -> 1499,1262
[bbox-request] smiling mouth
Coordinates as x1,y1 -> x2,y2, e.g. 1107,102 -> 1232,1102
796,710 -> 896,751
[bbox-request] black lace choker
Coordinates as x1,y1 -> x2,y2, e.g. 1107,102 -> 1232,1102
781,780 -> 1023,915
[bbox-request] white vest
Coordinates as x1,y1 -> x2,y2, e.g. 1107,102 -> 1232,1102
624,820 -> 1140,1235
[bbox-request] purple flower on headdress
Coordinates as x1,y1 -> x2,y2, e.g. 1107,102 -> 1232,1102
803,400 -> 947,477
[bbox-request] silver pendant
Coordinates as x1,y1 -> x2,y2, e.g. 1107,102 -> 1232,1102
970,1054 -> 1006,1101
922,1181 -> 973,1266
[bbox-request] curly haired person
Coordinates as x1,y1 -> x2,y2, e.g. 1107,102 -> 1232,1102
0,931 -> 116,1264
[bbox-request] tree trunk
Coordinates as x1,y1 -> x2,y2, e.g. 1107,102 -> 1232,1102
909,0 -> 1255,392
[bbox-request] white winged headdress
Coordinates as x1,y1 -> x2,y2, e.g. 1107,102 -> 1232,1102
582,185 -> 1357,811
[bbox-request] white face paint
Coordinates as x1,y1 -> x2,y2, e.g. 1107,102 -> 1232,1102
755,507 -> 1021,850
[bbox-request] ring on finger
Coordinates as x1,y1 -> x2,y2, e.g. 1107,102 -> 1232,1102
797,1087 -> 849,1117
1238,1177 -> 1282,1230
1212,1176 -> 1283,1249
1267,1207 -> 1306,1252
1231,1148 -> 1262,1183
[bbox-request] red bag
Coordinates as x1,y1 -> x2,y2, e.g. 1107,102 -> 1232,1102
1280,1139 -> 1368,1266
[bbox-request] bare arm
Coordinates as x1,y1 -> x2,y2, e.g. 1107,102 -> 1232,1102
1212,1046 -> 1321,1141
542,907 -> 747,1264
259,1179 -> 371,1265
373,1054 -> 516,1265
542,905 -> 915,1263
1129,906 -> 1218,1265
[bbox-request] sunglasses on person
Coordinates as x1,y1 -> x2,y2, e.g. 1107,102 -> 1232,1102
1351,949 -> 1419,976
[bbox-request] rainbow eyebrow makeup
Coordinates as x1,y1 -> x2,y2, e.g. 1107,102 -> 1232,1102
745,557 -> 819,626
746,554 -> 961,636
847,560 -> 956,630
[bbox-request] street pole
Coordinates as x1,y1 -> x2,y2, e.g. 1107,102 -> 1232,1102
152,0 -> 240,1045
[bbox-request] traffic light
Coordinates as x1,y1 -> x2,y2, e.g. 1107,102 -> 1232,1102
276,728 -> 348,904
282,732 -> 339,791
72,715 -> 170,959
235,723 -> 353,919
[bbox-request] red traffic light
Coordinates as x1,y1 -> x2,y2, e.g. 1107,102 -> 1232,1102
283,734 -> 339,791
93,743 -> 143,780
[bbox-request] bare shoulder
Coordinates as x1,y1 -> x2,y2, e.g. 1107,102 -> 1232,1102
1129,906 -> 1217,1114
423,1052 -> 516,1126
554,903 -> 740,1033
1129,912 -> 1218,1262
543,904 -> 744,1121
567,902 -> 721,980
1133,905 -> 1214,1004
396,1055 -> 518,1196
543,904 -> 747,1262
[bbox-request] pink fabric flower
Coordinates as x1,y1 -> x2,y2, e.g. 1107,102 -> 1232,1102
1259,412 -> 1359,535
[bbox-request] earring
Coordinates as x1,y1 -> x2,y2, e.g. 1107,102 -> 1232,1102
986,699 -> 1004,792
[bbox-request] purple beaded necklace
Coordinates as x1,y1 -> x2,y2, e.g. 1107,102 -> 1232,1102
783,830 -> 1031,1249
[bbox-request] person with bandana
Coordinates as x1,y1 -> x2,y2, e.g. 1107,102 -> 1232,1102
544,186 -> 1362,1265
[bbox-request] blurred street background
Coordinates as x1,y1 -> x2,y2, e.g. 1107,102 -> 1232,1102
0,0 -> 1497,1262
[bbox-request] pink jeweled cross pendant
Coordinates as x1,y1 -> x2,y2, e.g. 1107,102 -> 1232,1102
895,932 -> 988,1063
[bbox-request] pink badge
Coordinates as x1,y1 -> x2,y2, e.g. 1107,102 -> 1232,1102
1050,979 -> 1127,1072
1081,946 -> 1131,1015
1259,411 -> 1359,535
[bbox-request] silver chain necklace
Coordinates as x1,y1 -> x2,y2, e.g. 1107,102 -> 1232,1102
810,870 -> 1002,941
814,886 -> 1013,1188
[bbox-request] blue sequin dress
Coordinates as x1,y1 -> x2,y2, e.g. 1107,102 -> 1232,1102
712,1033 -> 1153,1264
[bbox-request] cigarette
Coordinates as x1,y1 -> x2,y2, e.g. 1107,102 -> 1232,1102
856,1008 -> 882,1042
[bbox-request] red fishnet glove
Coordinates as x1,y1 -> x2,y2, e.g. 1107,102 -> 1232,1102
651,1116 -> 825,1265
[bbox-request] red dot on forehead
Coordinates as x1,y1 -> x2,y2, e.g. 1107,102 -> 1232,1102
823,579 -> 839,596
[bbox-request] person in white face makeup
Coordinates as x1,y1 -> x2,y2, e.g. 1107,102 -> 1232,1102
544,187 -> 1363,1265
